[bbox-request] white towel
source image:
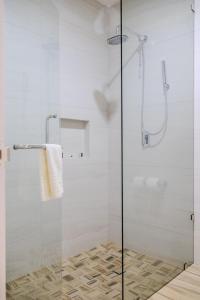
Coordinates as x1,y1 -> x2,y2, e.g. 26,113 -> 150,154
40,144 -> 63,201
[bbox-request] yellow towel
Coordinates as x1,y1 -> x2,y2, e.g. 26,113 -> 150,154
40,144 -> 63,201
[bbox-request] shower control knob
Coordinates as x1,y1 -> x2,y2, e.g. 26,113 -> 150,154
142,131 -> 150,147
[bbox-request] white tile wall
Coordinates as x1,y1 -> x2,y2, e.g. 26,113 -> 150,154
108,0 -> 194,263
5,0 -> 113,279
58,0 -> 110,259
5,0 -> 62,281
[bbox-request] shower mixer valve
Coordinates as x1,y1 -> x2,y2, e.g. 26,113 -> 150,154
142,131 -> 150,147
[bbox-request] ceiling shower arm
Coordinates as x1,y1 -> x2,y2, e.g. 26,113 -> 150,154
106,41 -> 145,89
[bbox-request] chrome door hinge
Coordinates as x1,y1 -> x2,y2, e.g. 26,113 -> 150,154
190,213 -> 195,223
0,146 -> 10,164
184,262 -> 188,270
184,261 -> 193,270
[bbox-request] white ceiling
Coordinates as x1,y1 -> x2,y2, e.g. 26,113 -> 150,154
95,0 -> 120,7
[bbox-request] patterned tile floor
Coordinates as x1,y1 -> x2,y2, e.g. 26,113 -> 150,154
6,242 -> 183,300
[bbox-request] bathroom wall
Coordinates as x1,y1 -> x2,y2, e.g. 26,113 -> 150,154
5,0 -> 62,281
107,0 -> 194,264
5,0 -> 112,281
51,0 -> 111,258
121,0 -> 194,263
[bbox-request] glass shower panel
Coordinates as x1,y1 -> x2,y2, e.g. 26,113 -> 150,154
5,0 -> 62,298
122,0 -> 194,299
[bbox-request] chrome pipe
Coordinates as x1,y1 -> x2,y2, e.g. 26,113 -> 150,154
106,41 -> 146,89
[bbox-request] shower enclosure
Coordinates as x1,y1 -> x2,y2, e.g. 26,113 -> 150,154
4,0 -> 194,299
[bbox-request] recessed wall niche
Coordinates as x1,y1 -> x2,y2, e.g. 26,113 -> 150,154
60,118 -> 89,159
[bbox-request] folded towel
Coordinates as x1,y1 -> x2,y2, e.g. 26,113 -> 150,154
40,144 -> 63,201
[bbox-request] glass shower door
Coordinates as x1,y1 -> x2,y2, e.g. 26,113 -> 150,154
122,0 -> 194,299
5,1 -> 62,298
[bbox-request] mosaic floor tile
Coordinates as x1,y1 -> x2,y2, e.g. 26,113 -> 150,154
6,242 -> 183,300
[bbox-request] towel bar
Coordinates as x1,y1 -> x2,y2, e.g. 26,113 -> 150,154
13,144 -> 46,150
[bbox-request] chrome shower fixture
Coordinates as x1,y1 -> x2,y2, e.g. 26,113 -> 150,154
126,27 -> 148,43
106,24 -> 169,148
47,114 -> 57,119
107,34 -> 128,45
141,60 -> 170,148
107,25 -> 148,47
105,31 -> 147,88
107,25 -> 128,45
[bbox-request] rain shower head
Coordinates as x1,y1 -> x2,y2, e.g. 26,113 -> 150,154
107,25 -> 148,46
107,34 -> 128,45
107,25 -> 128,45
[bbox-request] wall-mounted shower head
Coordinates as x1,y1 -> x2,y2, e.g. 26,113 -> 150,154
107,34 -> 128,45
107,25 -> 128,45
107,25 -> 148,46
